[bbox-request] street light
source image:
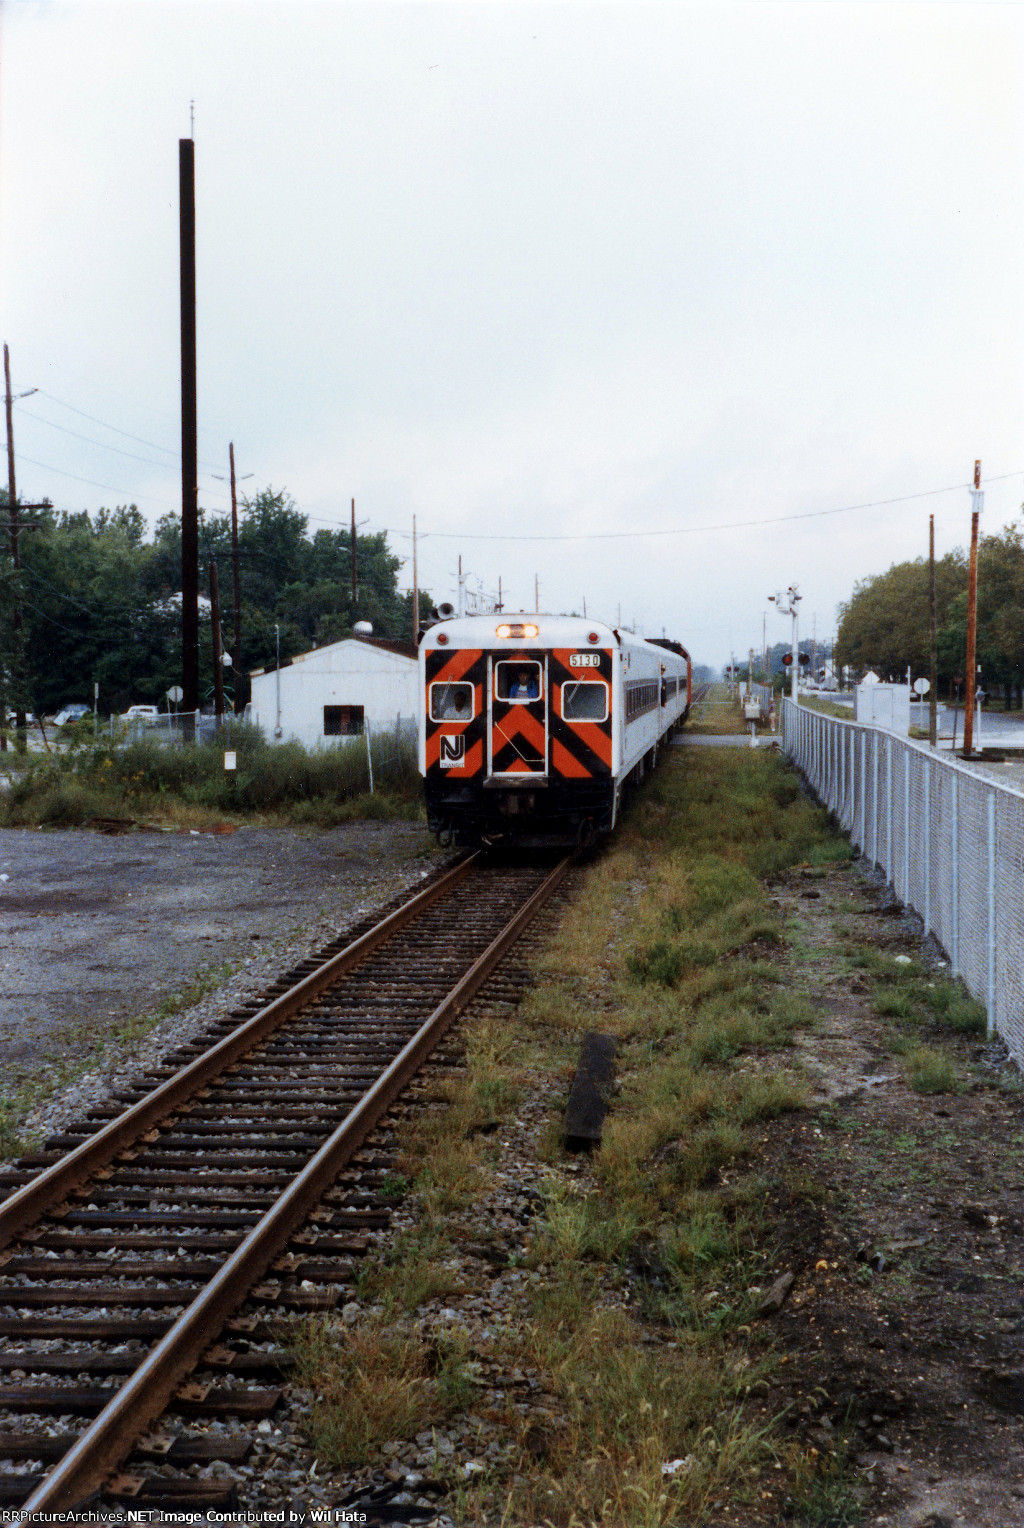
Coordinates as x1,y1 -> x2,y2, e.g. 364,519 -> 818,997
769,586 -> 802,703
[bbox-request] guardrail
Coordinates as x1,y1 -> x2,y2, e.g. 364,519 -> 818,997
780,697 -> 1024,1066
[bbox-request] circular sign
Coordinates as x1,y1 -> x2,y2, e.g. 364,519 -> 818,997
166,685 -> 184,703
913,678 -> 930,695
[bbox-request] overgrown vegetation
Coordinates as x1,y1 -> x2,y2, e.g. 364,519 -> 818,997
0,724 -> 422,828
297,747 -> 863,1524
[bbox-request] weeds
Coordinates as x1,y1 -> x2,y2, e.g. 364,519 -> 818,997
293,1319 -> 451,1467
0,724 -> 423,828
905,1045 -> 964,1094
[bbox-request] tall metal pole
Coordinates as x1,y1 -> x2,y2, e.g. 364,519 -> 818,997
229,443 -> 243,714
929,514 -> 938,747
350,498 -> 357,607
411,515 -> 418,646
180,138 -> 199,719
209,559 -> 225,721
963,461 -> 981,757
3,343 -> 27,747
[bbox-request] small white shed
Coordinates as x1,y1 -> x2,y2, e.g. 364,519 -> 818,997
855,678 -> 910,735
249,635 -> 418,751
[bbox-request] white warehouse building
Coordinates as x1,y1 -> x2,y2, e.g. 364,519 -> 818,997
248,633 -> 419,751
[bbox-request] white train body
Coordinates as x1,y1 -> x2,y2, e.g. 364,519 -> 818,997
418,613 -> 691,846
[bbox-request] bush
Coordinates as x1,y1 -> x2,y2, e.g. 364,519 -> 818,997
0,724 -> 423,827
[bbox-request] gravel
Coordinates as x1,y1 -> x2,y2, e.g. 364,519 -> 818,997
0,820 -> 442,1141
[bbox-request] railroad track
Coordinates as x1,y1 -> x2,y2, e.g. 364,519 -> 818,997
0,851 -> 572,1516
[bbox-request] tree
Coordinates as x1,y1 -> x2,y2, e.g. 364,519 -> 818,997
6,487 -> 424,716
836,552 -> 965,684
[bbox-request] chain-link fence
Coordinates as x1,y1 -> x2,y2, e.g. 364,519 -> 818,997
780,697 -> 1024,1064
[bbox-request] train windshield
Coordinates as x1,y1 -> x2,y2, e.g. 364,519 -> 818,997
429,681 -> 474,721
495,661 -> 541,702
561,681 -> 608,722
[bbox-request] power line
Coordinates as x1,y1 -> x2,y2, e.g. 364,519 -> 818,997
14,403 -> 188,470
33,387 -> 225,473
415,473 -> 1024,542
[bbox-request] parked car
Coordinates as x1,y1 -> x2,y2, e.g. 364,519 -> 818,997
121,704 -> 160,722
53,704 -> 92,727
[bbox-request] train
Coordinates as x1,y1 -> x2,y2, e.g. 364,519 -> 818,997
418,610 -> 692,847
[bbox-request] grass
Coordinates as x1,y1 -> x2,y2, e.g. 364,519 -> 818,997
0,724 -> 423,829
847,943 -> 988,1039
904,1045 -> 964,1094
292,1318 -> 479,1468
293,745 -> 860,1523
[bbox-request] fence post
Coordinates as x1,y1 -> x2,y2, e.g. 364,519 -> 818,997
950,773 -> 959,977
859,732 -> 867,855
903,749 -> 911,905
365,718 -> 374,794
987,790 -> 996,1036
923,759 -> 931,936
872,730 -> 879,869
886,738 -> 893,888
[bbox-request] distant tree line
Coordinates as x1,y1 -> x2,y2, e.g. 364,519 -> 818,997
835,518 -> 1024,707
0,488 -> 429,717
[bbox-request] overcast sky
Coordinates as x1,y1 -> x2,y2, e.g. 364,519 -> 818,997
2,0 -> 1022,666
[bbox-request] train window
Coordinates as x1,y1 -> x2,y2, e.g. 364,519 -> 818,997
561,681 -> 608,722
495,661 -> 541,702
429,681 -> 474,722
324,704 -> 364,736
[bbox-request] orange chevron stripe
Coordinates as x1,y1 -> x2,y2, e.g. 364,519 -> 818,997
494,708 -> 546,749
552,738 -> 593,779
428,648 -> 482,684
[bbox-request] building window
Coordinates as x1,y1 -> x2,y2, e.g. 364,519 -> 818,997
324,704 -> 364,736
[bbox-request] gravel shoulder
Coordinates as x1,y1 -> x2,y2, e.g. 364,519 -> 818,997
0,820 -> 443,1132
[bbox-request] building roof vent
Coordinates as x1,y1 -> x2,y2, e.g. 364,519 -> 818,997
353,621 -> 373,636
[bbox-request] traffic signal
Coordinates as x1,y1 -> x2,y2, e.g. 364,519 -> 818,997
782,653 -> 793,666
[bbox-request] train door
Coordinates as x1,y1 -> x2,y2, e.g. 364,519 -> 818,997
488,654 -> 548,776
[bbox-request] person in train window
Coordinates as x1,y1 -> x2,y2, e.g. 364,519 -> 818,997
509,668 -> 539,700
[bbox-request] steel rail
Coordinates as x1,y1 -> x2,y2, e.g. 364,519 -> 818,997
0,854 -> 476,1251
13,853 -> 572,1516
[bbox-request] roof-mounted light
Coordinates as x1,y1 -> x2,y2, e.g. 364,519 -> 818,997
496,622 -> 539,639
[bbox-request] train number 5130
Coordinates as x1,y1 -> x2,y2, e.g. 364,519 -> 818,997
568,652 -> 600,668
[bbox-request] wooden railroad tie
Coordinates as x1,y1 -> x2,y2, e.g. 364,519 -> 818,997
564,1032 -> 617,1150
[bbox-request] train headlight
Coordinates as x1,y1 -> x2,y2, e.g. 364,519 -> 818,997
496,623 -> 538,639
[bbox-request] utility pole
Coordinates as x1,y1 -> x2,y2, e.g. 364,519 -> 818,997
228,443 -> 243,713
3,344 -> 38,750
962,461 -> 982,757
929,514 -> 938,748
411,515 -> 418,646
180,137 -> 199,724
209,558 -> 225,721
458,555 -> 465,618
350,498 -> 357,607
497,575 -> 502,613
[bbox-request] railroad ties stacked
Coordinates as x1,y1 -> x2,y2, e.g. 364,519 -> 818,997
0,856 -> 569,1514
